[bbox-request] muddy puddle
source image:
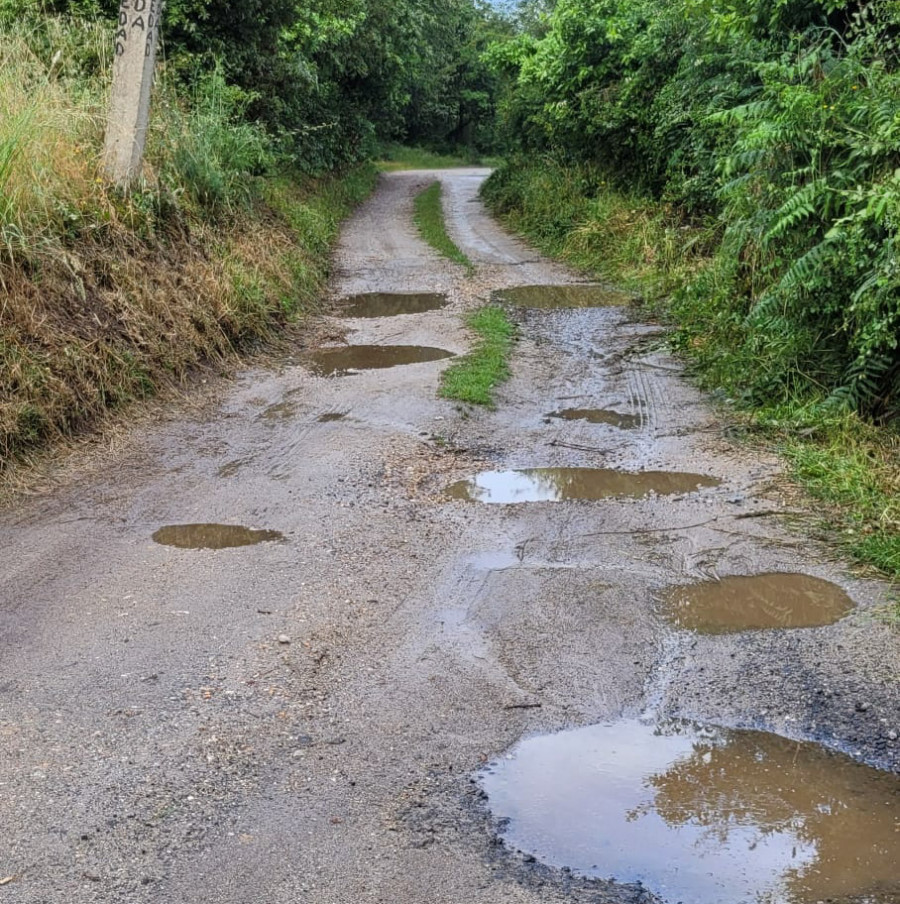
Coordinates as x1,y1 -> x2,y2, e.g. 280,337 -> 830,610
492,284 -> 633,309
548,408 -> 641,429
153,524 -> 284,550
339,292 -> 448,318
480,719 -> 900,904
304,345 -> 455,376
317,412 -> 347,422
663,573 -> 855,633
446,468 -> 719,503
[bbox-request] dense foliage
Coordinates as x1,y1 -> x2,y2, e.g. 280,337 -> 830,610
488,0 -> 900,422
0,0 -> 502,169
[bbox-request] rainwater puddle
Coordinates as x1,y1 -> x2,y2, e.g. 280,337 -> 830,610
480,719 -> 900,904
317,412 -> 347,423
153,524 -> 284,550
305,345 -> 455,376
663,573 -> 855,633
339,292 -> 448,318
492,284 -> 633,309
446,468 -> 719,503
548,408 -> 641,429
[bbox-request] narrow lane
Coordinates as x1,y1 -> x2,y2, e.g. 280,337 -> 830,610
1,170 -> 897,904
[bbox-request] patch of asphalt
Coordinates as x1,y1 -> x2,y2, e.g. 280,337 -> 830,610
0,169 -> 896,904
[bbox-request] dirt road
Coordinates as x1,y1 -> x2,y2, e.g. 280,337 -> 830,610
1,170 -> 898,904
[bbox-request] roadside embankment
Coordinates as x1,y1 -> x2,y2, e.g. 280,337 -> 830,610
482,161 -> 900,580
0,19 -> 376,469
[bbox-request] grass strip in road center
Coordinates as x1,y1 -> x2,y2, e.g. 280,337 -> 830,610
440,305 -> 516,408
413,181 -> 474,275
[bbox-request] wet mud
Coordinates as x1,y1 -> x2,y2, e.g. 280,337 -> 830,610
662,573 -> 856,633
481,719 -> 900,904
2,168 -> 899,904
548,408 -> 641,429
304,344 -> 455,376
339,291 -> 448,318
446,468 -> 720,503
152,524 -> 284,549
493,284 -> 634,309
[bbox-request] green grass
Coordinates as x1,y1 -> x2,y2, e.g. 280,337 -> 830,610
440,305 -> 516,407
413,181 -> 474,273
375,143 -> 477,172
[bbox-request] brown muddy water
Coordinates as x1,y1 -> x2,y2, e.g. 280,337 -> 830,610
548,408 -> 642,429
492,284 -> 634,309
152,524 -> 284,550
446,468 -> 720,503
339,292 -> 448,318
480,719 -> 900,904
304,345 -> 455,376
663,573 -> 856,634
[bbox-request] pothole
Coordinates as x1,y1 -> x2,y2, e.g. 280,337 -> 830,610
304,345 -> 455,376
662,573 -> 855,633
339,292 -> 448,317
152,524 -> 284,549
480,719 -> 900,904
492,284 -> 633,309
445,468 -> 719,503
548,408 -> 641,429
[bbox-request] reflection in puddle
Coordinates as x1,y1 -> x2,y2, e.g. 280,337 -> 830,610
340,292 -> 448,318
492,284 -> 633,309
446,468 -> 719,503
153,524 -> 284,549
663,573 -> 855,633
548,408 -> 641,429
480,719 -> 900,904
317,412 -> 347,423
305,345 -> 455,376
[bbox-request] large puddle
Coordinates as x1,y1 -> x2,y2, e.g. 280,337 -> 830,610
480,719 -> 900,904
446,468 -> 719,503
339,292 -> 448,318
492,284 -> 633,309
548,408 -> 641,429
663,573 -> 856,633
305,345 -> 455,376
153,524 -> 284,550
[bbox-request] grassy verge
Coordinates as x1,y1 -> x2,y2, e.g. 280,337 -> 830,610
0,19 -> 377,469
482,161 -> 900,581
376,143 -> 479,172
440,305 -> 515,407
413,181 -> 474,274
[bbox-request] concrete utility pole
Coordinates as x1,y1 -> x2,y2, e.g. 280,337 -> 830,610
103,0 -> 163,186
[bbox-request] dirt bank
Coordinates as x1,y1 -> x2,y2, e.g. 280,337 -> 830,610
0,169 -> 897,904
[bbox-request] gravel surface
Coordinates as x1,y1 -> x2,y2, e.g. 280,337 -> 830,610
1,169 -> 897,904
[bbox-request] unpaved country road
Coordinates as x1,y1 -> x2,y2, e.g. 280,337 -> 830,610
1,169 -> 898,904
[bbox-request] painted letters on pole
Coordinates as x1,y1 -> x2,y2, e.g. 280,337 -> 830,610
103,0 -> 162,185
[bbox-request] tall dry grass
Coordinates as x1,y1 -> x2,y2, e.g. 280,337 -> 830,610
0,19 -> 377,467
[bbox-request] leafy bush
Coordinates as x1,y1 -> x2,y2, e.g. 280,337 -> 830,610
487,0 -> 900,422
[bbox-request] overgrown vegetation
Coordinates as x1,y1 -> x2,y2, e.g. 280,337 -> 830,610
0,19 -> 377,465
413,181 -> 474,272
440,305 -> 516,406
482,0 -> 900,575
